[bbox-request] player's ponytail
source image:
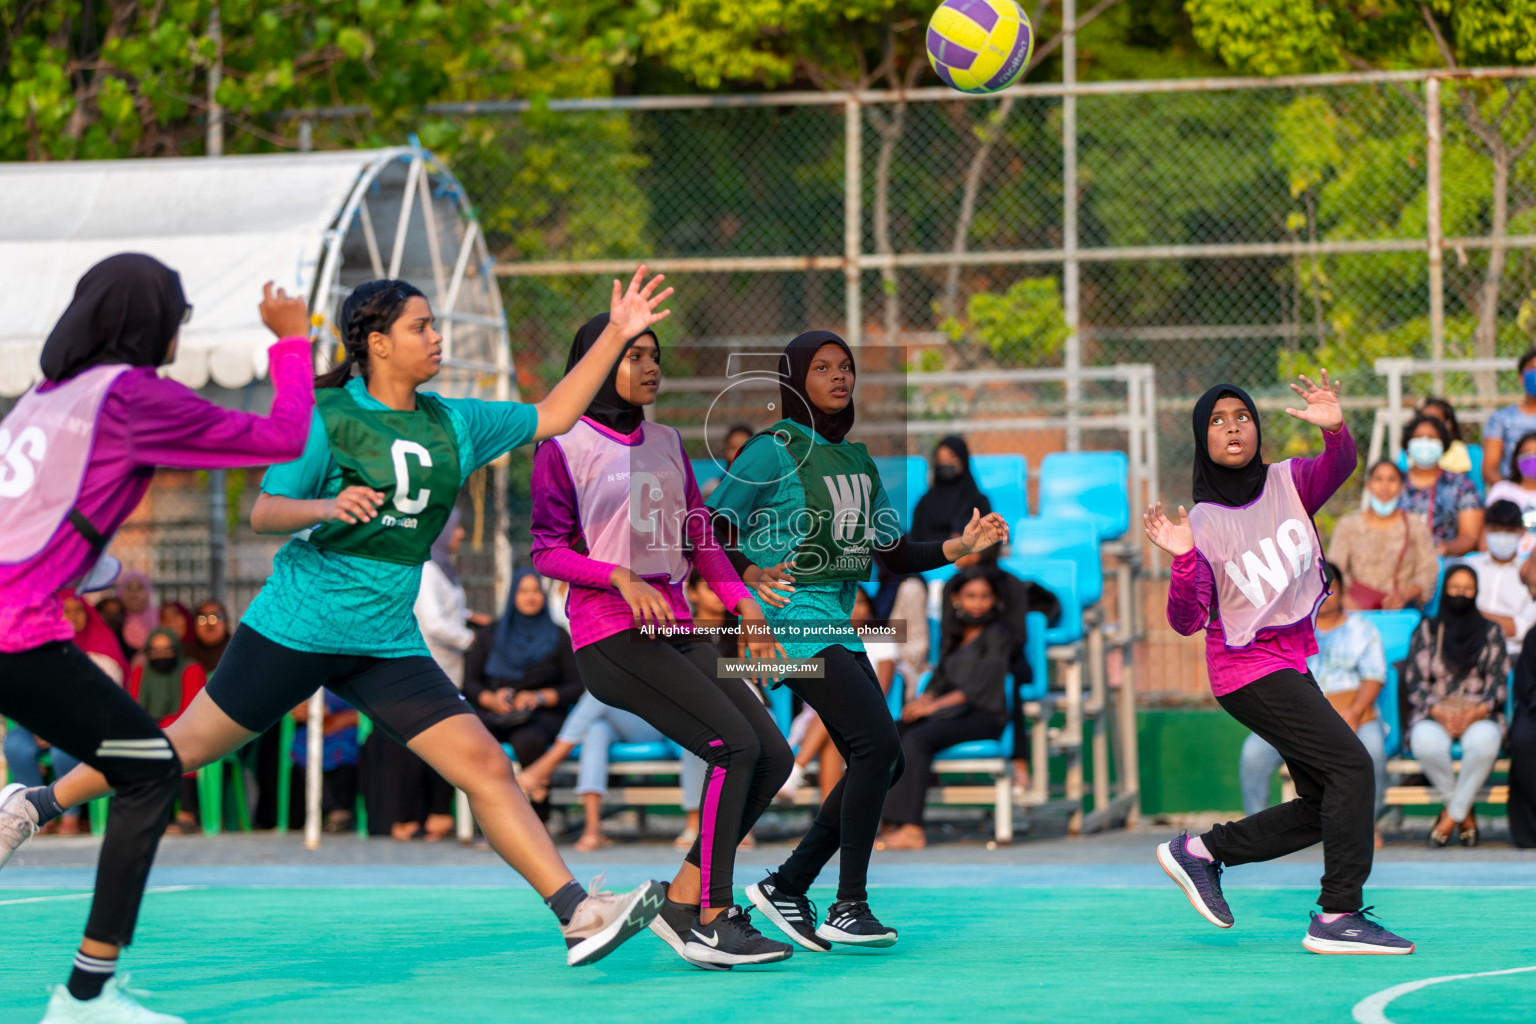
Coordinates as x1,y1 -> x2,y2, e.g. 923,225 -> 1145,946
316,279 -> 426,388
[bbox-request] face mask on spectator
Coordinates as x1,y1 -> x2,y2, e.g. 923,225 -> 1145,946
1487,531 -> 1521,561
1518,454 -> 1536,480
148,655 -> 177,673
1368,495 -> 1399,517
1524,369 -> 1536,398
1442,594 -> 1476,616
1407,437 -> 1443,468
934,464 -> 961,484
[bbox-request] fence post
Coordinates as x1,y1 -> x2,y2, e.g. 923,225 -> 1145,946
844,96 -> 863,346
1062,0 -> 1081,451
206,5 -> 227,608
1426,76 -> 1444,395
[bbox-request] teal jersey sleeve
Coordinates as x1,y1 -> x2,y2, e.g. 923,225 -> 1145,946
259,408 -> 337,499
443,398 -> 540,474
705,435 -> 777,519
870,471 -> 902,547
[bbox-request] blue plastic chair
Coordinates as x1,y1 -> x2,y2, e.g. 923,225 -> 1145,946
1423,558 -> 1447,618
1466,443 -> 1485,500
608,741 -> 674,763
1007,517 -> 1103,608
998,556 -> 1082,646
923,613 -> 1044,761
690,458 -> 724,490
1038,451 -> 1131,542
872,455 -> 927,532
1352,609 -> 1422,758
970,454 -> 1029,531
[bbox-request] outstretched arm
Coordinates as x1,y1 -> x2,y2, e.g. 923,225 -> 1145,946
532,266 -> 673,441
1284,369 -> 1357,513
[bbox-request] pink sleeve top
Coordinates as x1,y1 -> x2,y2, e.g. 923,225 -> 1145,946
0,338 -> 315,652
1166,423 -> 1357,696
530,423 -> 753,650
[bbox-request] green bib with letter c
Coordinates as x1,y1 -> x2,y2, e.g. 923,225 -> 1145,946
307,387 -> 462,565
765,419 -> 880,583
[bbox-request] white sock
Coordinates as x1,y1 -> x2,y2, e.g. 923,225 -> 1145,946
1185,835 -> 1214,862
779,763 -> 805,794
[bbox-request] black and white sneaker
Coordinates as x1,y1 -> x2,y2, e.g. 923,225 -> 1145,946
745,875 -> 832,952
647,885 -> 730,971
816,900 -> 898,948
681,905 -> 794,967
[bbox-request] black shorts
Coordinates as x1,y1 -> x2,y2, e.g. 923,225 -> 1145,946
205,625 -> 474,745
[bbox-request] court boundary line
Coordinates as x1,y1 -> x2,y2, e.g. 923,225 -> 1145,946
0,885 -> 201,907
1351,965 -> 1536,1024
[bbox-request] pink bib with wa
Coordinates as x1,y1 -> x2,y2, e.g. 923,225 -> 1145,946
551,417 -> 692,584
1187,461 -> 1327,648
0,364 -> 129,566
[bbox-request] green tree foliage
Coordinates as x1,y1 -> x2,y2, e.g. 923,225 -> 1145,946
941,275 -> 1069,364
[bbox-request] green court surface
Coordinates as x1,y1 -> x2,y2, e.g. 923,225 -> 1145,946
2,887 -> 1532,1023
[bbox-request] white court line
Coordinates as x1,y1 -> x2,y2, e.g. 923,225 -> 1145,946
1352,965 -> 1536,1024
0,885 -> 201,907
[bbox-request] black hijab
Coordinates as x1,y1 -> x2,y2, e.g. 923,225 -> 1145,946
911,435 -> 991,543
1432,565 -> 1491,679
41,254 -> 188,382
564,313 -> 654,435
780,331 -> 856,444
1191,383 -> 1267,508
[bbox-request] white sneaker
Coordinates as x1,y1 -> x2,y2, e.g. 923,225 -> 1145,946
0,782 -> 41,871
39,975 -> 186,1023
775,763 -> 805,804
560,876 -> 665,967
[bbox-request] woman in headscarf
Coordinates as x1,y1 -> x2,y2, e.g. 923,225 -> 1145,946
529,312 -> 793,969
158,600 -> 194,649
1403,564 -> 1509,849
129,626 -> 209,836
42,267 -> 677,973
184,600 -> 231,674
1145,373 -> 1413,956
0,254 -> 315,1019
115,571 -> 159,656
708,330 -> 1007,955
910,435 -> 991,544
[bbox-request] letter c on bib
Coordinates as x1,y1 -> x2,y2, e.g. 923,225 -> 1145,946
0,425 -> 47,499
389,438 -> 433,515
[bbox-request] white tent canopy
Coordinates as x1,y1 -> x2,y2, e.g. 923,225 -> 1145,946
0,147 -> 510,399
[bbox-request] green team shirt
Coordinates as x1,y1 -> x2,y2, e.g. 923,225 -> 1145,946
706,424 -> 902,661
243,377 -> 537,656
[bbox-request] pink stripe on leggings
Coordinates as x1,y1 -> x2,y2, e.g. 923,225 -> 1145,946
698,763 -> 727,909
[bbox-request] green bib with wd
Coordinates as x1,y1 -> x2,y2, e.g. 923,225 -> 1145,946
766,419 -> 880,583
308,387 -> 462,565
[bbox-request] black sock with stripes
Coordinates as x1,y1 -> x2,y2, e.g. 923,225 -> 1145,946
24,784 -> 64,827
67,950 -> 116,1000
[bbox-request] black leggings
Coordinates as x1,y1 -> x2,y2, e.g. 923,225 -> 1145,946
1201,668 -> 1375,913
575,635 -> 791,909
774,645 -> 905,903
881,709 -> 1003,827
0,641 -> 183,946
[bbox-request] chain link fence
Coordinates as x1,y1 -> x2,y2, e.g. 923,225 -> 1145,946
401,68 -> 1536,520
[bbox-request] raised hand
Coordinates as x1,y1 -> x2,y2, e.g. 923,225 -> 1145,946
1284,369 -> 1343,431
1143,501 -> 1194,558
259,281 -> 312,339
959,508 -> 1009,555
608,265 -> 674,340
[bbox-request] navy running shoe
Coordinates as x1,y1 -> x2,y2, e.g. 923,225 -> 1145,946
1156,831 -> 1234,929
647,885 -> 730,971
816,900 -> 898,948
1302,907 -> 1415,955
682,906 -> 794,967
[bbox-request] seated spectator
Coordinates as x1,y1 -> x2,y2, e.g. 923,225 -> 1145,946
878,567 -> 1010,851
92,595 -> 129,656
1404,565 -> 1509,848
185,600 -> 231,674
1419,397 -> 1474,475
115,570 -> 159,657
911,435 -> 992,544
1402,414 -> 1483,556
873,566 -> 929,690
130,627 -> 209,834
158,600 -> 193,647
1511,623 -> 1536,848
289,691 -> 361,833
1485,431 -> 1536,548
1482,347 -> 1536,488
463,569 -> 582,822
1239,564 -> 1389,845
779,588 -> 894,805
415,509 -> 491,688
62,589 -> 129,686
1461,500 -> 1536,657
1327,460 -> 1438,610
515,693 -> 706,852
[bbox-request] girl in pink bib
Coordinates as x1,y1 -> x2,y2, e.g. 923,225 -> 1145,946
1145,372 -> 1414,956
